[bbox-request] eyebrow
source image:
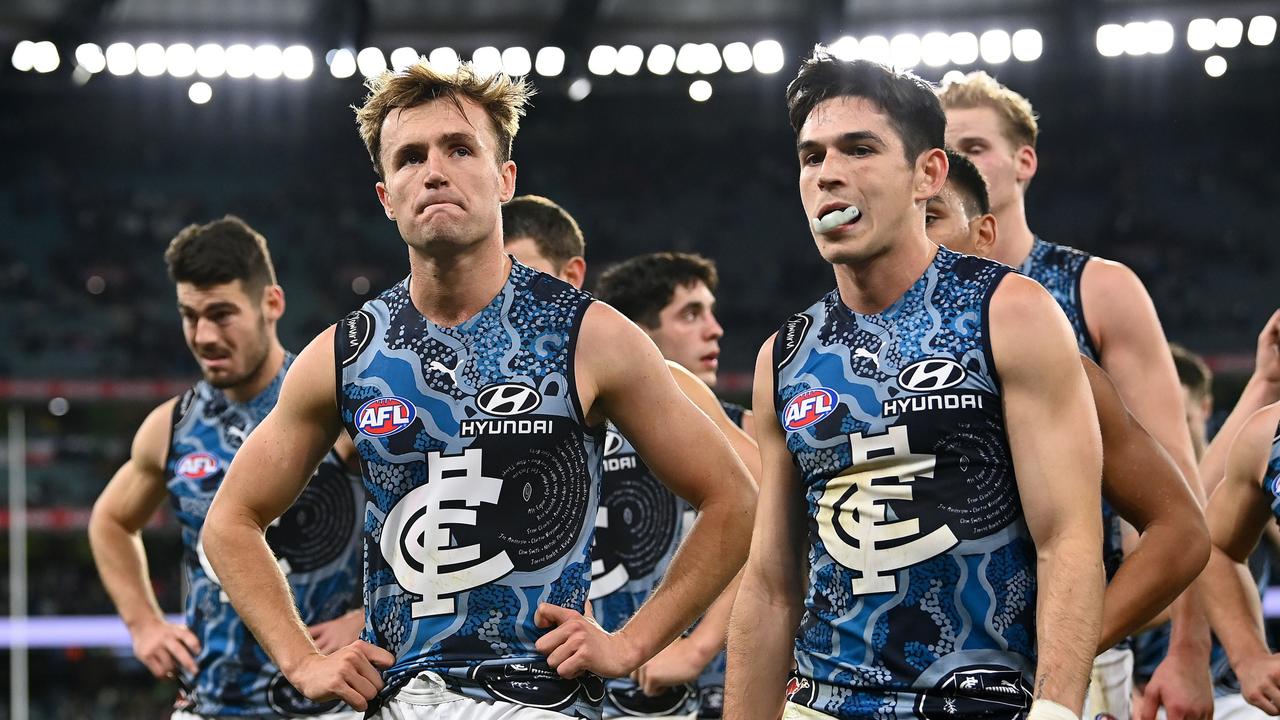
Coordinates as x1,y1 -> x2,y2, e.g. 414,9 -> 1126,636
178,301 -> 239,315
796,130 -> 887,155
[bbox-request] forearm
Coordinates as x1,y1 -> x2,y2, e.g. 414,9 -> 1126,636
203,508 -> 317,674
88,518 -> 166,629
682,570 -> 743,664
1201,548 -> 1271,668
620,493 -> 751,665
1097,519 -> 1207,652
1034,533 -> 1103,711
725,572 -> 801,720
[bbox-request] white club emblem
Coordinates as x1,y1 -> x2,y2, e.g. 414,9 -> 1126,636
381,449 -> 514,617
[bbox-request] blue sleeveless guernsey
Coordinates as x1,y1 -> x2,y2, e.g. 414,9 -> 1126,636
1018,237 -> 1124,591
166,355 -> 364,717
336,259 -> 605,718
775,247 -> 1035,720
589,425 -> 698,717
1261,418 -> 1280,525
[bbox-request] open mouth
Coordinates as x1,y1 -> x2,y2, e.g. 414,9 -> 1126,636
700,352 -> 720,368
812,204 -> 862,234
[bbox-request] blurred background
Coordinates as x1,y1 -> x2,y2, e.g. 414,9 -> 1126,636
0,0 -> 1276,716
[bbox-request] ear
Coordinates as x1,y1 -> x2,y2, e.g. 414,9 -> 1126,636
375,181 -> 396,220
1014,144 -> 1038,187
498,160 -> 517,203
974,213 -> 998,257
262,285 -> 286,322
914,148 -> 949,203
1198,393 -> 1213,419
560,256 -> 587,290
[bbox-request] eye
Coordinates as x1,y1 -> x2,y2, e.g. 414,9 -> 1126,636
801,152 -> 822,166
452,146 -> 471,158
402,151 -> 423,166
925,213 -> 938,226
850,145 -> 873,157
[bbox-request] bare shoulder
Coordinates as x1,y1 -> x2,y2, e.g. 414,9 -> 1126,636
1233,402 -> 1280,483
988,271 -> 1066,329
1080,256 -> 1152,306
578,301 -> 649,354
132,396 -> 180,473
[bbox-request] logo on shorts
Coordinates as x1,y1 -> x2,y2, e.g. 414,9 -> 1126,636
176,452 -> 220,480
898,357 -> 967,392
785,676 -> 815,705
783,387 -> 837,431
477,383 -> 542,416
355,396 -> 416,437
916,665 -> 1031,720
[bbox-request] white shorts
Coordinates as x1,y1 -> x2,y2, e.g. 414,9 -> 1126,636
172,711 -> 359,719
782,701 -> 837,719
604,714 -> 696,720
1083,646 -> 1134,720
373,672 -> 572,719
1213,693 -> 1272,720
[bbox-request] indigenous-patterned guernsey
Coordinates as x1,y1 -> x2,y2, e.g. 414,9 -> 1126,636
167,355 -> 364,717
1263,418 -> 1280,525
775,247 -> 1035,720
589,426 -> 698,717
1018,237 -> 1122,589
336,259 -> 605,718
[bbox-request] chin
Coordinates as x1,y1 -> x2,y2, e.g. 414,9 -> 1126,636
697,370 -> 718,387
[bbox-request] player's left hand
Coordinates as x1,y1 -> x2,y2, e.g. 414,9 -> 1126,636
534,603 -> 643,679
308,609 -> 365,654
633,637 -> 705,696
1135,650 -> 1213,720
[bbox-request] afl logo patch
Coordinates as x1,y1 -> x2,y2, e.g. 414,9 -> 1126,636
176,452 -> 220,480
783,387 -> 837,431
898,357 -> 967,392
338,310 -> 374,367
355,396 -> 417,437
476,383 -> 541,417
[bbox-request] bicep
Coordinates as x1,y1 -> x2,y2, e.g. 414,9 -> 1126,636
93,400 -> 175,531
993,278 -> 1102,542
213,327 -> 344,528
1207,407 -> 1279,561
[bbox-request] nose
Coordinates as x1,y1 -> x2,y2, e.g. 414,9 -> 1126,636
817,154 -> 846,193
192,316 -> 220,347
705,312 -> 724,341
422,155 -> 450,189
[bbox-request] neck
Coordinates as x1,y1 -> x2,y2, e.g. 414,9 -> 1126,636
990,195 -> 1036,267
224,340 -> 286,404
832,233 -> 938,315
406,239 -> 511,327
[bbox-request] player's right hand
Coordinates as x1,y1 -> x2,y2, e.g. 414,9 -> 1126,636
130,618 -> 200,679
1238,652 -> 1280,715
286,640 -> 395,712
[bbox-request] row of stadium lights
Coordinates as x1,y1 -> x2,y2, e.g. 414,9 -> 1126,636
9,17 -> 1274,104
1095,16 -> 1275,77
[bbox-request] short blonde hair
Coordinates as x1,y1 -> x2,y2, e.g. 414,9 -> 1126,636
938,71 -> 1039,148
354,59 -> 533,178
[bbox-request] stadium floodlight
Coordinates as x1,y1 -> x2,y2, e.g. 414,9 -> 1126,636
196,43 -> 225,78
329,48 -> 357,78
948,32 -> 979,64
675,43 -> 700,74
979,30 -> 1011,63
697,43 -> 722,74
722,41 -> 753,71
615,45 -> 644,76
428,47 -> 459,74
1122,22 -> 1150,56
829,36 -> 858,61
225,43 -> 255,78
1204,54 -> 1227,77
136,42 -> 165,76
164,43 -> 196,77
1011,29 -> 1043,61
76,43 -> 106,74
535,47 -> 564,76
105,42 -> 137,75
390,47 -> 418,71
472,46 -> 502,77
588,45 -> 618,75
858,35 -> 890,65
921,32 -> 951,67
1096,24 -> 1125,57
30,41 -> 59,73
890,33 -> 922,68
1216,18 -> 1243,48
188,81 -> 212,104
752,40 -> 785,74
253,44 -> 283,79
1186,19 -> 1217,51
502,46 -> 532,76
689,79 -> 712,101
567,77 -> 591,101
1248,16 -> 1276,46
282,45 -> 312,80
646,44 -> 676,75
356,47 -> 387,78
1145,21 -> 1174,54
11,40 -> 35,72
